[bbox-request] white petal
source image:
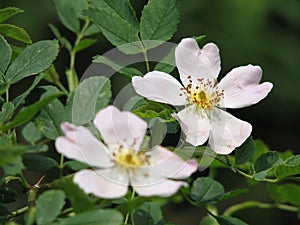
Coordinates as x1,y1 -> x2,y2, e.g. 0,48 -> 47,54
132,71 -> 186,106
74,168 -> 129,199
94,106 -> 147,150
130,167 -> 188,197
133,179 -> 188,197
147,146 -> 198,179
173,105 -> 211,146
55,122 -> 113,168
175,38 -> 221,86
218,65 -> 273,108
208,108 -> 252,154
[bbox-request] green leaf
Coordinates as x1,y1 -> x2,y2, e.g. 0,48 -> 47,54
154,47 -> 176,74
252,139 -> 269,162
190,177 -> 225,204
0,187 -> 17,203
82,7 -> 142,54
84,24 -> 101,36
89,0 -> 139,30
11,74 -> 45,108
0,7 -> 23,23
54,176 -> 95,213
49,209 -> 123,225
22,155 -> 58,172
132,100 -> 175,122
140,0 -> 179,50
3,155 -> 25,175
34,99 -> 65,140
194,35 -> 206,44
0,24 -> 31,44
0,82 -> 10,96
0,35 -> 11,73
131,202 -> 164,225
22,122 -> 42,143
200,216 -> 218,225
36,190 -> 65,225
275,155 -> 300,179
6,40 -> 59,84
254,151 -> 282,173
53,0 -> 88,33
72,76 -> 111,125
216,215 -> 249,225
234,137 -> 255,165
0,144 -> 27,167
93,55 -> 143,78
2,92 -> 62,132
64,160 -> 89,171
0,102 -> 14,123
74,38 -> 97,52
48,24 -> 72,53
220,188 -> 249,201
268,183 -> 300,206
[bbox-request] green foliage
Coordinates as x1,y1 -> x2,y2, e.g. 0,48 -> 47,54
274,155 -> 300,179
140,0 -> 179,50
1,91 -> 62,132
216,215 -> 249,225
254,151 -> 282,180
131,202 -> 164,225
71,76 -> 111,125
93,55 -> 143,78
0,24 -> 31,44
22,155 -> 58,172
82,5 -> 142,54
0,35 -> 11,73
268,183 -> 300,207
190,177 -> 225,204
0,144 -> 27,167
36,190 -> 65,225
34,99 -> 65,140
0,7 -> 23,23
54,176 -> 95,213
234,137 -> 255,165
49,209 -> 123,225
22,122 -> 42,144
5,40 -> 59,84
154,47 -> 176,74
52,0 -> 88,33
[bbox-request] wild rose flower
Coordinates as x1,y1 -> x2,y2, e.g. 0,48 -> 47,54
132,38 -> 273,154
55,105 -> 197,199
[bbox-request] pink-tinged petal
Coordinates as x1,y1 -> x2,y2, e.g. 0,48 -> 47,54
94,106 -> 147,150
148,146 -> 198,179
218,65 -> 273,108
133,179 -> 188,197
132,71 -> 186,106
175,38 -> 221,85
208,108 -> 252,154
74,168 -> 129,199
173,105 -> 211,146
55,122 -> 113,168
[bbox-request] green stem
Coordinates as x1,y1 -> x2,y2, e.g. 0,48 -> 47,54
9,206 -> 28,218
67,19 -> 90,92
59,154 -> 64,178
142,50 -> 150,72
6,88 -> 9,102
223,201 -> 299,216
124,190 -> 136,224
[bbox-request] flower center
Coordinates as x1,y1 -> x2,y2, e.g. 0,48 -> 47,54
181,76 -> 224,109
112,147 -> 150,167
